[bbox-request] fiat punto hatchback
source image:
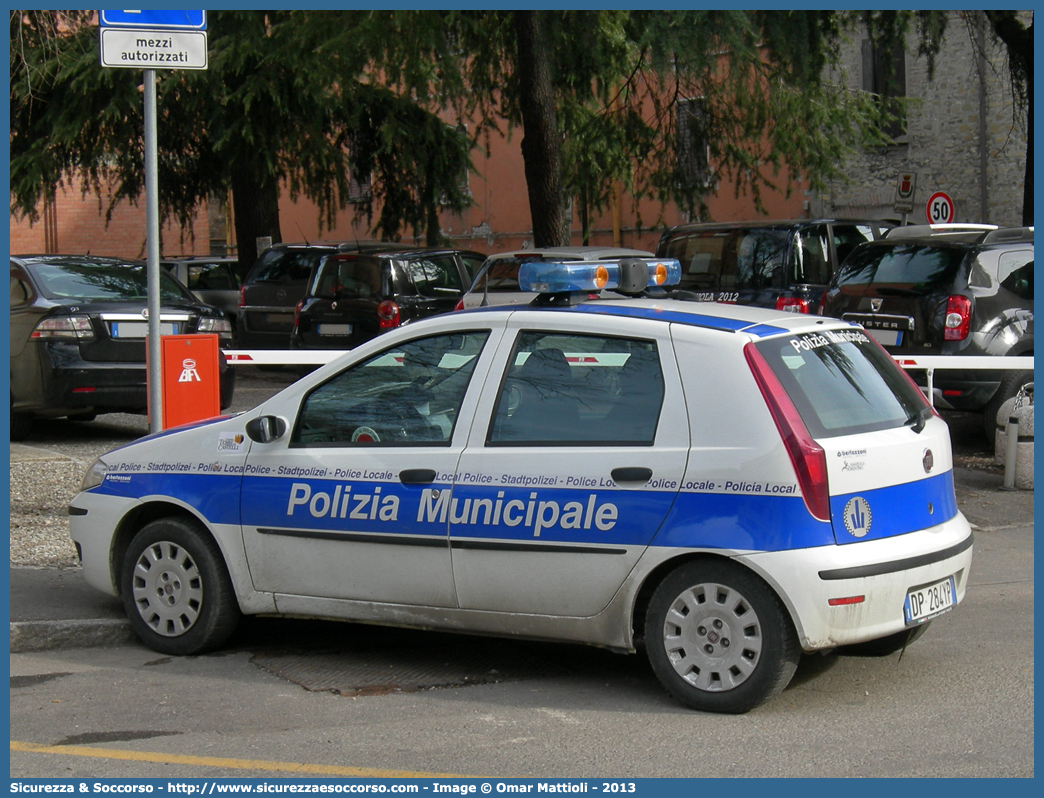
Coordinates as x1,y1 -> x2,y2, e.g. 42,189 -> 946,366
69,258 -> 972,713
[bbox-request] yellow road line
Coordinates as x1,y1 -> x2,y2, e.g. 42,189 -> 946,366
11,741 -> 467,778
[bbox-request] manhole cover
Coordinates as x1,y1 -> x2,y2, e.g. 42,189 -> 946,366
252,642 -> 568,696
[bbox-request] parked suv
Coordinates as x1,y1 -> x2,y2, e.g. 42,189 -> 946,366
236,241 -> 416,349
291,248 -> 485,350
822,224 -> 1033,441
656,219 -> 894,312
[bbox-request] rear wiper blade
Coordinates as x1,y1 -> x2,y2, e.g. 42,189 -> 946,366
906,404 -> 932,433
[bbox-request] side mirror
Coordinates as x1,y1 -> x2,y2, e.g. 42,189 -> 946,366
245,415 -> 287,443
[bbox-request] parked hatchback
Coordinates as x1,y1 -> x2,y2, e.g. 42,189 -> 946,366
291,248 -> 485,350
70,257 -> 972,714
822,224 -> 1033,442
656,219 -> 894,312
236,241 -> 416,350
10,255 -> 235,441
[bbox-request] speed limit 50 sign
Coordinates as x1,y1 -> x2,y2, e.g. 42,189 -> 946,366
926,191 -> 955,224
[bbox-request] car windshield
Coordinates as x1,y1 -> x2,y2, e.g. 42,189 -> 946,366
755,329 -> 928,438
834,244 -> 967,297
31,260 -> 193,302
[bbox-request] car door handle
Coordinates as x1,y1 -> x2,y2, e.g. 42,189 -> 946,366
611,467 -> 653,484
400,468 -> 437,484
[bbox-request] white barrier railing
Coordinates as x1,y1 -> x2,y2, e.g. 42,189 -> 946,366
226,350 -> 1033,406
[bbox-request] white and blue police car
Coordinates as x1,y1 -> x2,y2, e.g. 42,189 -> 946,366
69,257 -> 972,713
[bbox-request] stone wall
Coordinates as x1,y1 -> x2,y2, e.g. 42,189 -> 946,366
811,11 -> 1028,227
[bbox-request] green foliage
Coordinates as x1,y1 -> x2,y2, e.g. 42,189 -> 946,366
10,10 -> 473,246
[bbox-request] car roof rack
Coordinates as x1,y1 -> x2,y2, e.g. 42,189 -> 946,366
982,226 -> 1034,245
884,223 -> 999,241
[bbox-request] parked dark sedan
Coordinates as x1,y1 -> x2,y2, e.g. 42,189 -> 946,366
10,255 -> 235,441
290,247 -> 485,350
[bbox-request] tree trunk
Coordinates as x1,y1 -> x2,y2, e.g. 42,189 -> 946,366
513,11 -> 569,247
230,164 -> 283,276
984,11 -> 1033,225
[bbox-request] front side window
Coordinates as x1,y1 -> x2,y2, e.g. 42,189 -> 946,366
292,330 -> 490,447
188,261 -> 239,290
488,332 -> 664,446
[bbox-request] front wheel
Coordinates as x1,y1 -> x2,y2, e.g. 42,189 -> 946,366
120,517 -> 240,655
645,560 -> 800,714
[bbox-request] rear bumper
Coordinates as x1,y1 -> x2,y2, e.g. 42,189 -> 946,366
740,511 -> 973,650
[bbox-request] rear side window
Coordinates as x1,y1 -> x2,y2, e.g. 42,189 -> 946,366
998,250 -> 1033,300
187,261 -> 239,290
835,244 -> 967,297
755,329 -> 927,438
488,332 -> 664,446
405,255 -> 465,297
661,229 -> 790,292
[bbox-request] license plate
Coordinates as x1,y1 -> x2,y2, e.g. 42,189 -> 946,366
866,328 -> 903,346
904,575 -> 956,625
318,324 -> 352,335
111,322 -> 177,338
267,313 -> 293,325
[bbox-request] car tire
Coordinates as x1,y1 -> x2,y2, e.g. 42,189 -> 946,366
839,621 -> 932,657
10,410 -> 32,442
120,517 -> 241,656
645,560 -> 800,714
983,369 -> 1033,447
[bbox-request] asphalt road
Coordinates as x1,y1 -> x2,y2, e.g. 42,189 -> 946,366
8,369 -> 1035,779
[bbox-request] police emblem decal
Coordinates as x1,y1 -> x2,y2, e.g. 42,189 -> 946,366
843,497 -> 872,538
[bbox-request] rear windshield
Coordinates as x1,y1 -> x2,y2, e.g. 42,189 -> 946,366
31,260 -> 193,303
659,229 -> 790,291
247,249 -> 326,284
834,244 -> 967,298
755,329 -> 928,438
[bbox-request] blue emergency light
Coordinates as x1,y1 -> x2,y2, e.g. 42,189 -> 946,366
518,258 -> 681,295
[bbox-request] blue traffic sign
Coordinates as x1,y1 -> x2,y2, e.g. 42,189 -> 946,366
99,10 -> 206,30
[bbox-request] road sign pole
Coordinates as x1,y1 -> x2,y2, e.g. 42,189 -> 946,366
144,68 -> 163,433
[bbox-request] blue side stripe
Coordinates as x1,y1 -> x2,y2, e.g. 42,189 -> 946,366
570,303 -> 787,336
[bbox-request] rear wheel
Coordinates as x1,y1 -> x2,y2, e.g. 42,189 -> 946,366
120,517 -> 240,655
645,560 -> 800,714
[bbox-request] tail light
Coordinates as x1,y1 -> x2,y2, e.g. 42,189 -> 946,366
238,284 -> 247,308
775,296 -> 810,313
293,300 -> 303,329
31,315 -> 95,341
453,298 -> 465,312
943,295 -> 971,340
744,343 -> 830,521
377,300 -> 401,329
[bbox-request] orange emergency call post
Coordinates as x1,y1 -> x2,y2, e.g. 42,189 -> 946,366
148,334 -> 221,429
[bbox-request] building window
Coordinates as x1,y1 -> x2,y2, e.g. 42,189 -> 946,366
675,97 -> 712,190
347,169 -> 371,203
862,39 -> 907,140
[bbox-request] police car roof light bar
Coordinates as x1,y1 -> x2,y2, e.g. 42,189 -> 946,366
518,258 -> 681,296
